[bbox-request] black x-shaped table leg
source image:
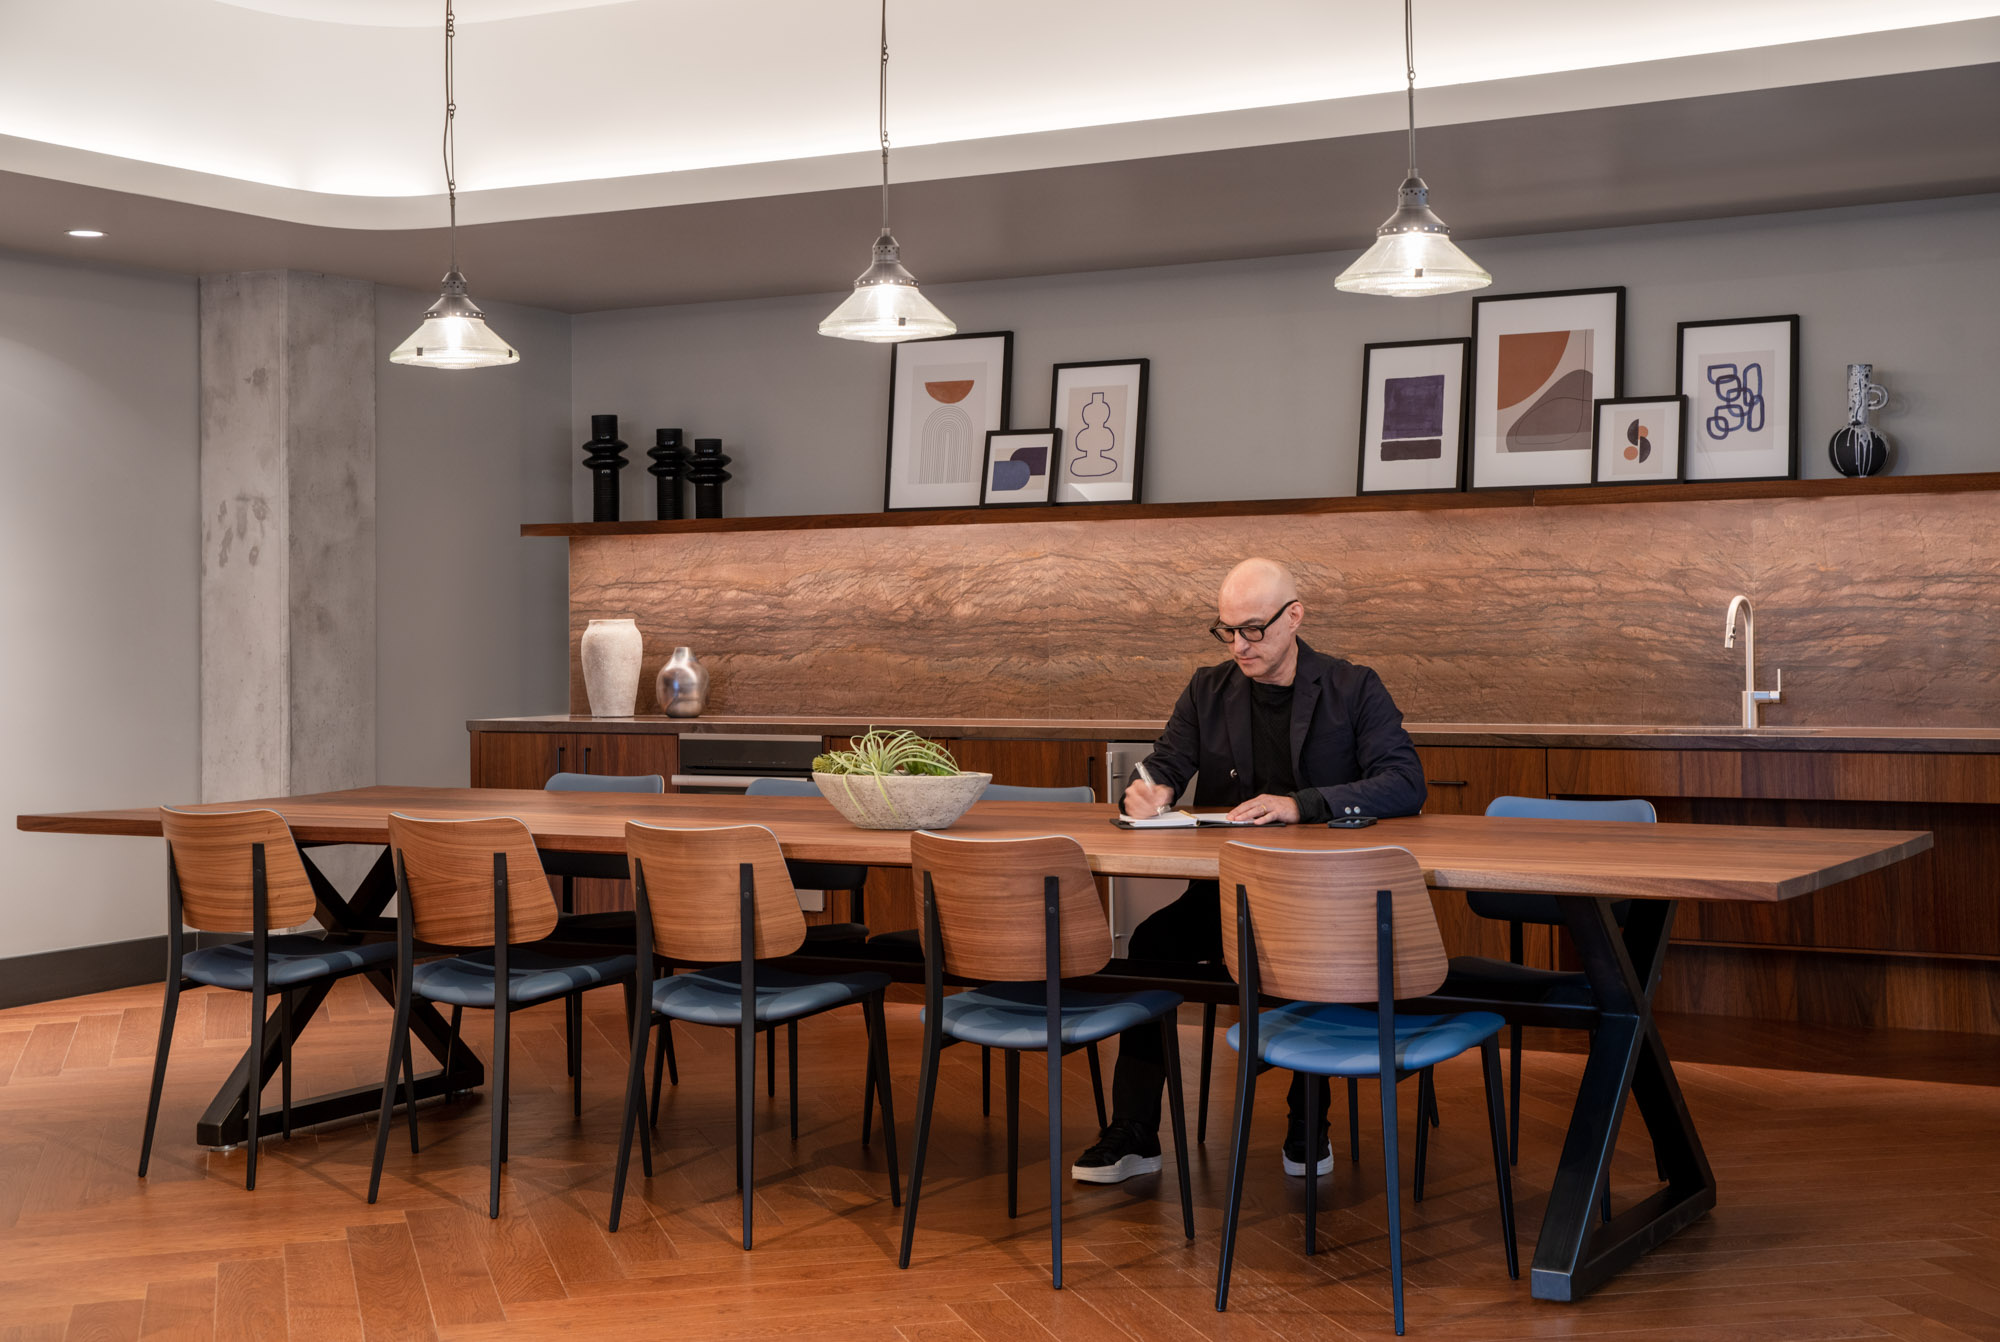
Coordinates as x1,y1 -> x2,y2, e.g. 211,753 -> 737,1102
1529,895 -> 1716,1301
193,845 -> 486,1147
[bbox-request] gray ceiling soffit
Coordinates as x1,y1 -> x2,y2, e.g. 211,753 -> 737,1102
2,64 -> 1995,314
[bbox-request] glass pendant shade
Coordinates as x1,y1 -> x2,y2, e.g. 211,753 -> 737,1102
1335,175 -> 1491,297
390,270 -> 519,369
819,231 -> 955,343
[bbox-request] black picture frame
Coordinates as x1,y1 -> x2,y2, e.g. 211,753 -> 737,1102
1356,337 -> 1471,495
883,330 -> 1014,512
1675,314 -> 1801,483
1590,395 -> 1688,486
979,428 -> 1062,508
1467,286 -> 1625,492
1048,358 -> 1149,505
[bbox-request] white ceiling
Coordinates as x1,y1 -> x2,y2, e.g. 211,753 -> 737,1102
2,0 -> 1997,229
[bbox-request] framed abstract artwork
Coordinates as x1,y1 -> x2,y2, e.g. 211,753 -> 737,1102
979,428 -> 1060,507
1468,287 -> 1624,491
1356,337 -> 1469,494
1676,315 -> 1800,482
884,330 -> 1013,511
1591,395 -> 1687,486
1049,359 -> 1148,505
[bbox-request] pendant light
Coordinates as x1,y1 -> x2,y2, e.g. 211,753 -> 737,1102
1335,0 -> 1491,297
391,0 -> 518,369
818,0 -> 955,343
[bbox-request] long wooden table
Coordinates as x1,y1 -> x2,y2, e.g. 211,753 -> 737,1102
18,785 -> 1931,1303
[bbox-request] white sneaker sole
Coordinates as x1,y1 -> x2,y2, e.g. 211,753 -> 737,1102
1282,1150 -> 1335,1177
1070,1153 -> 1163,1184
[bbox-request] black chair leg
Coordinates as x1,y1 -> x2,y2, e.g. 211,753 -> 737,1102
739,1020 -> 756,1250
1380,1060 -> 1407,1336
896,1021 -> 943,1268
568,993 -> 584,1119
788,1020 -> 799,1142
1214,1030 -> 1258,1310
1479,1037 -> 1520,1279
1347,1077 -> 1361,1163
863,993 -> 901,1207
1046,1012 -> 1064,1289
564,995 -> 578,1079
765,1023 -> 776,1099
610,1016 -> 651,1233
402,1018 -> 420,1154
1197,1002 -> 1216,1145
138,972 -> 180,1177
981,1046 -> 991,1117
490,998 -> 510,1218
279,990 -> 293,1141
1005,1050 -> 1021,1219
650,1022 -> 676,1128
1508,1022 -> 1522,1166
445,1005 -> 462,1100
1414,1068 -> 1433,1204
861,1040 -> 876,1149
1302,1071 -> 1321,1254
1159,1014 -> 1194,1241
246,978 -> 265,1192
366,971 -> 414,1205
1086,1042 -> 1107,1130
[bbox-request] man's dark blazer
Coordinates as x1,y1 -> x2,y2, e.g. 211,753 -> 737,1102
1133,638 -> 1427,818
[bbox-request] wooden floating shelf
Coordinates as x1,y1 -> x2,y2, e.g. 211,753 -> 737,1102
521,471 -> 2000,538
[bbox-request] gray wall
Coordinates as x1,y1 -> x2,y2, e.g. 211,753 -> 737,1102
375,285 -> 573,787
0,249 -> 200,958
572,193 -> 2000,517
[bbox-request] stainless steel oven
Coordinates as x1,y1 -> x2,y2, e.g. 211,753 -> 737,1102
670,734 -> 823,794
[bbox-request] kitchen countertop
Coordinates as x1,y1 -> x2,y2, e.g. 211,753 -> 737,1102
468,715 -> 2000,754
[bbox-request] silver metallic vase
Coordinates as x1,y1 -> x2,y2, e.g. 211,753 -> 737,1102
654,646 -> 710,717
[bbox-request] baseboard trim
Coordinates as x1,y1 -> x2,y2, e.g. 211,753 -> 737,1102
0,934 -> 240,1011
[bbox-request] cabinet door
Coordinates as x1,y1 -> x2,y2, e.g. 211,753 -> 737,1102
575,732 -> 679,789
949,738 -> 1100,796
1414,747 -> 1553,965
469,731 -> 565,789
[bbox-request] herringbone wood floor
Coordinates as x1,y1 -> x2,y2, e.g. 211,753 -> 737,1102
1,978 -> 1998,1341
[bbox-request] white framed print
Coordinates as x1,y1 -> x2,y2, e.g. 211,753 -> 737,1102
1591,395 -> 1687,485
1677,315 -> 1799,482
979,429 -> 1060,507
1357,338 -> 1469,494
1049,359 -> 1148,504
1468,287 -> 1625,490
884,331 -> 1013,511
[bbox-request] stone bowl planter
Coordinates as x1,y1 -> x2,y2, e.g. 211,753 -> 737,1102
812,771 -> 992,831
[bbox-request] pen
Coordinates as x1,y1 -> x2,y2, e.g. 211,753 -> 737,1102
1134,762 -> 1168,817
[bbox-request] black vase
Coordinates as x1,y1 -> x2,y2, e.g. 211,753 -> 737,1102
581,415 -> 628,522
1829,423 -> 1891,477
687,438 -> 732,519
647,428 -> 688,520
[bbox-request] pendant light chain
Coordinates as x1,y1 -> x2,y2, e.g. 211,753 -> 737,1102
443,0 -> 459,272
1403,0 -> 1417,179
878,0 -> 891,234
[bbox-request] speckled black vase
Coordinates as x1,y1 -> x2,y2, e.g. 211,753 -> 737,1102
581,415 -> 627,521
648,427 -> 688,520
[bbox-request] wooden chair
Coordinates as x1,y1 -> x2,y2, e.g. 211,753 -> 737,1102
142,808 -> 399,1190
1214,842 -> 1516,1334
367,813 -> 637,1219
900,831 -> 1194,1289
608,822 -> 899,1248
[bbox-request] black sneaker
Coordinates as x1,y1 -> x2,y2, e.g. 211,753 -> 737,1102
1283,1126 -> 1333,1177
1071,1120 -> 1163,1184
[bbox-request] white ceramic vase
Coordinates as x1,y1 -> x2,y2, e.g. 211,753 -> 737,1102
580,618 -> 643,717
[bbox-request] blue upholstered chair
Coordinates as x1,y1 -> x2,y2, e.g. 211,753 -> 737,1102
898,831 -> 1193,1289
608,820 -> 898,1247
1455,795 -> 1655,1162
142,808 -> 400,1190
1214,842 -> 1516,1333
367,813 -> 636,1219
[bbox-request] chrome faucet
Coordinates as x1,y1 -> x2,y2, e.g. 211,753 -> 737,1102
1723,595 -> 1782,729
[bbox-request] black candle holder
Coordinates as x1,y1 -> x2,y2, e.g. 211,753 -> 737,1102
581,414 -> 628,522
687,438 -> 732,519
647,428 -> 689,520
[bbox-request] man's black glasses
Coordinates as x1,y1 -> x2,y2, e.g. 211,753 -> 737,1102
1209,600 -> 1297,645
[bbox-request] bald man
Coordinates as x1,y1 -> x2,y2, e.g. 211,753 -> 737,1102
1071,558 -> 1427,1184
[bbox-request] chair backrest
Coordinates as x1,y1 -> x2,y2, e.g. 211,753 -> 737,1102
909,831 -> 1112,981
743,777 -> 818,798
981,783 -> 1096,803
1216,842 -> 1447,1003
1484,796 -> 1656,823
160,807 -> 318,933
623,822 -> 805,962
546,771 -> 665,793
385,813 -> 559,947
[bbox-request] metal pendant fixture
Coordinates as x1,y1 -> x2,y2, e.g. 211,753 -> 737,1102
818,0 -> 955,343
1335,0 -> 1491,297
391,0 -> 519,369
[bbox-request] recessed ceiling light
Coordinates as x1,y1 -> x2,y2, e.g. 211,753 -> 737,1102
67,229 -> 105,238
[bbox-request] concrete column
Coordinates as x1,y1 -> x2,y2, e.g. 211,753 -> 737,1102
199,271 -> 376,802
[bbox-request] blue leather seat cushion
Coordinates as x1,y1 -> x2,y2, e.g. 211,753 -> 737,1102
413,948 -> 634,1007
1228,1002 -> 1505,1075
934,982 -> 1183,1050
650,963 -> 890,1025
182,936 -> 396,990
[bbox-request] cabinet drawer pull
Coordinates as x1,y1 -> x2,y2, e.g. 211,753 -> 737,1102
583,746 -> 592,772
1428,778 -> 1468,787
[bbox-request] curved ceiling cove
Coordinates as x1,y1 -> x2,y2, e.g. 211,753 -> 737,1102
214,0 -> 639,26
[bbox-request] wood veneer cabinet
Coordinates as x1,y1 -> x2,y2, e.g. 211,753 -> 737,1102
1415,746 -> 1557,967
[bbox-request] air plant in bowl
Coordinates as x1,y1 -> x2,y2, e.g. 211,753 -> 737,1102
811,728 -> 991,830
